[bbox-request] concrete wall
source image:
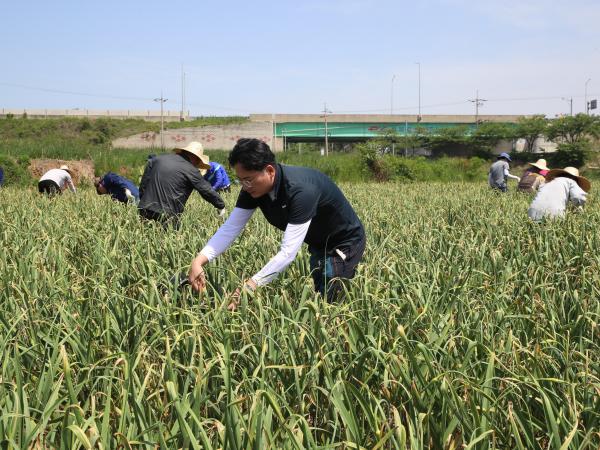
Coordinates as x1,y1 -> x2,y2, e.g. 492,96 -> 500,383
112,121 -> 274,150
514,137 -> 558,153
0,108 -> 189,122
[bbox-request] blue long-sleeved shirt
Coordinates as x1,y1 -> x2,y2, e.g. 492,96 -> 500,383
101,172 -> 139,203
204,162 -> 230,191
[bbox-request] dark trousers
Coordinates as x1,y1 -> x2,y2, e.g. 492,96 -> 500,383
38,180 -> 61,196
138,208 -> 180,230
309,234 -> 366,302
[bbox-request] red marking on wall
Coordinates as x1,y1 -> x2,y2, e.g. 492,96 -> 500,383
140,132 -> 157,141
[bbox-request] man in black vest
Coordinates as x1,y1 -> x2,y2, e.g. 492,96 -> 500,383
188,138 -> 366,308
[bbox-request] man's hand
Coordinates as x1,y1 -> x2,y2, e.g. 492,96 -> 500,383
218,208 -> 228,220
227,278 -> 257,311
228,288 -> 241,311
188,254 -> 208,292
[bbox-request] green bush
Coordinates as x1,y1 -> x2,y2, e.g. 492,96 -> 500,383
0,155 -> 32,186
550,142 -> 590,167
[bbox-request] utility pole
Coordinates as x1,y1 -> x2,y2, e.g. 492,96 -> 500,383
562,97 -> 573,116
390,74 -> 395,115
180,64 -> 186,121
154,92 -> 168,148
415,62 -> 421,121
321,103 -> 332,156
468,90 -> 487,128
585,78 -> 592,114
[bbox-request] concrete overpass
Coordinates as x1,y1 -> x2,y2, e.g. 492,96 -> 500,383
251,114 -> 529,151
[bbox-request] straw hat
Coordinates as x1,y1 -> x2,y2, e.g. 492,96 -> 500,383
198,154 -> 210,173
173,141 -> 210,170
545,166 -> 591,192
59,165 -> 73,175
529,159 -> 548,171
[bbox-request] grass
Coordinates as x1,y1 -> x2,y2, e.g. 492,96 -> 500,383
0,183 -> 598,448
0,138 -> 498,186
0,116 -> 249,140
164,116 -> 249,129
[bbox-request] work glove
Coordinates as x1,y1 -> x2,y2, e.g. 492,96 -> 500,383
125,189 -> 139,205
218,208 -> 228,220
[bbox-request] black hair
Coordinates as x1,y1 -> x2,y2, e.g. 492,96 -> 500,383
228,138 -> 276,171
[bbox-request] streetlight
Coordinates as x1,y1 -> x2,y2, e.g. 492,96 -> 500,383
390,74 -> 396,115
415,62 -> 421,121
585,78 -> 592,114
561,97 -> 573,116
320,102 -> 332,156
154,91 -> 168,148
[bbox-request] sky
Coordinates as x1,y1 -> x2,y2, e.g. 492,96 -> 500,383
1,0 -> 599,117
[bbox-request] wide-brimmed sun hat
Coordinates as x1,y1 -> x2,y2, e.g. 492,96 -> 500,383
529,158 -> 549,171
59,165 -> 73,175
174,141 -> 210,169
498,152 -> 512,162
197,154 -> 210,172
545,166 -> 591,192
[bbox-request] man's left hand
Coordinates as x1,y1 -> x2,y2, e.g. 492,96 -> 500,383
227,279 -> 257,311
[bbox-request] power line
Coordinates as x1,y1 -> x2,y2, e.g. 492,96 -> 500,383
0,82 -> 152,102
1,80 -> 598,115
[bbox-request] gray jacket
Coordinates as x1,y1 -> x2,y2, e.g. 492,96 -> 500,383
139,153 -> 225,216
488,160 -> 509,188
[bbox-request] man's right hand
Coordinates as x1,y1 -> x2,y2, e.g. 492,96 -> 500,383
189,254 -> 208,292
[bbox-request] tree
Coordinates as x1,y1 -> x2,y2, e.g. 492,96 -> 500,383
470,122 -> 515,152
544,114 -> 600,167
426,125 -> 470,156
546,114 -> 599,144
515,115 -> 548,152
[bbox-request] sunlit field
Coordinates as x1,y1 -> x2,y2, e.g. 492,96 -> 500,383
1,183 -> 598,449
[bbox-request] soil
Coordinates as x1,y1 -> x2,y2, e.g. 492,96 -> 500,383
28,159 -> 96,185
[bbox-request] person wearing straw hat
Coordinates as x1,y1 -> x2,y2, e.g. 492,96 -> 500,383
488,152 -> 520,192
138,141 -> 226,228
518,158 -> 549,193
38,165 -> 76,196
527,167 -> 590,222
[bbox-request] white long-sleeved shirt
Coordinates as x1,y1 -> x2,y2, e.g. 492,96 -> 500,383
40,169 -> 76,193
528,177 -> 587,221
199,207 -> 311,286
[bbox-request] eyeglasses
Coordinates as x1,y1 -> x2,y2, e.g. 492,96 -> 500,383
238,171 -> 264,188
